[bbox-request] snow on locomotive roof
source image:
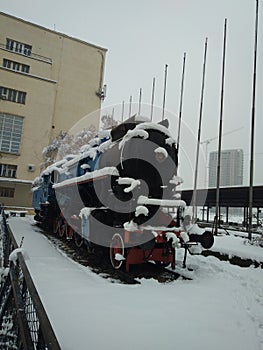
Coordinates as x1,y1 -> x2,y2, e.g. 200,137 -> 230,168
53,166 -> 119,189
117,119 -> 176,150
136,122 -> 173,138
40,136 -> 114,178
97,139 -> 113,153
119,129 -> 149,149
41,155 -> 77,176
98,129 -> 112,138
64,148 -> 98,169
44,160 -> 67,173
88,137 -> 101,147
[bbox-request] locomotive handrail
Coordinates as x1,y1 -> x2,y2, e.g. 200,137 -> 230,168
0,209 -> 61,349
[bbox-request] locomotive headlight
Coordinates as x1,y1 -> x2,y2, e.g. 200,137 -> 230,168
154,147 -> 168,163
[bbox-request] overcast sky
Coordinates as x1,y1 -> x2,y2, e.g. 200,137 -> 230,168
1,0 -> 262,188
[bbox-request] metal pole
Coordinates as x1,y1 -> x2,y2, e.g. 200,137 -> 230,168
121,100 -> 125,122
192,38 -> 208,221
177,52 -> 186,151
215,18 -> 228,235
138,88 -> 142,115
162,64 -> 168,120
150,77 -> 156,121
248,0 -> 259,240
129,95 -> 132,118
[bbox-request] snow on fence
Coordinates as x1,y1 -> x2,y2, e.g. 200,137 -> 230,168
0,210 -> 61,350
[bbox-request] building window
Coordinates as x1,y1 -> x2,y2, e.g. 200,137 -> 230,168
0,164 -> 17,178
6,38 -> 32,56
3,58 -> 30,74
0,113 -> 23,154
0,187 -> 15,198
0,86 -> 26,104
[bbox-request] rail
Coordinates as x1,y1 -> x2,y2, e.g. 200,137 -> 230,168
0,210 -> 61,350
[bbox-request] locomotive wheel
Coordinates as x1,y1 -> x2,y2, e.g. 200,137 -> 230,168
110,233 -> 125,270
74,232 -> 84,248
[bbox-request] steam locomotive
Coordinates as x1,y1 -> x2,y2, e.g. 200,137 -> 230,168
32,115 -> 214,271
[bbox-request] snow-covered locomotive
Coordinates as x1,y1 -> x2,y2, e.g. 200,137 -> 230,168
32,116 -> 213,271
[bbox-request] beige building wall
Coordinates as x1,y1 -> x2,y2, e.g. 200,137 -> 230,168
0,180 -> 33,208
0,12 -> 107,208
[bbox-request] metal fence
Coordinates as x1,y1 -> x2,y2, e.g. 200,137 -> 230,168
0,211 -> 61,350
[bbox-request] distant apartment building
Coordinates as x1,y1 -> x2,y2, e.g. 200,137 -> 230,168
0,12 -> 107,207
209,149 -> 244,187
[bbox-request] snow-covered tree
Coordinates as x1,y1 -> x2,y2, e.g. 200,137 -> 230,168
101,114 -> 118,130
41,114 -> 118,169
42,131 -> 69,168
41,125 -> 97,169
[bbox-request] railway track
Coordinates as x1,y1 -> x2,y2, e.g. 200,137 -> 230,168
40,228 -> 191,284
202,250 -> 263,268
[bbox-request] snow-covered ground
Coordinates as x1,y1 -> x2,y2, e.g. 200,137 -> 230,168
5,216 -> 263,350
210,232 -> 263,263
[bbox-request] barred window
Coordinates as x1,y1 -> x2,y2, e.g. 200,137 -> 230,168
0,187 -> 15,198
3,58 -> 30,74
0,113 -> 23,154
6,38 -> 32,56
0,86 -> 26,104
0,164 -> 17,178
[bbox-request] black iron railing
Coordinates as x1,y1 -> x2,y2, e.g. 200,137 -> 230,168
0,210 -> 61,350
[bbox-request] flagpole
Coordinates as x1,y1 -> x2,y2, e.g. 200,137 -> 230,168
192,38 -> 208,221
215,18 -> 228,235
162,64 -> 168,120
177,52 -> 186,151
248,0 -> 259,240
